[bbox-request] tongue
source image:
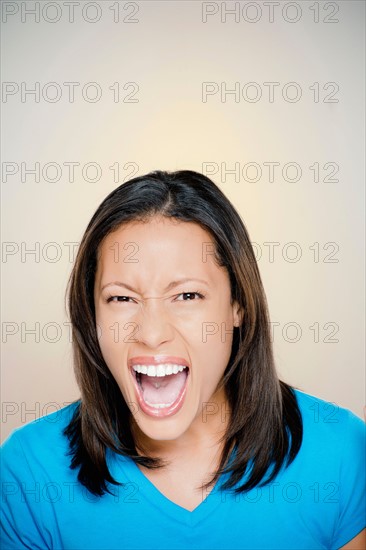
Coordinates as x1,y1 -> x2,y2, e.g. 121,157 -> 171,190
140,371 -> 187,405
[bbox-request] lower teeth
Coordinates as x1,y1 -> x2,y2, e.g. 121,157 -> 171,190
144,400 -> 175,409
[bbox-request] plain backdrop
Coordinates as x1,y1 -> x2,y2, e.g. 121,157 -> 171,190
1,0 -> 365,442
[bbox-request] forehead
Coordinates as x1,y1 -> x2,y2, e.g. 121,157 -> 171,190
95,217 -> 224,287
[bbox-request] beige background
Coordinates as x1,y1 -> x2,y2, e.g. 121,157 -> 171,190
1,0 -> 365,442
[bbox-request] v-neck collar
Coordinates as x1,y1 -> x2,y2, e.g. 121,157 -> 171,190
113,451 -> 236,528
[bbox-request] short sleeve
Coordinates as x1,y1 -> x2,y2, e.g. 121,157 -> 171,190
330,409 -> 366,548
1,431 -> 50,550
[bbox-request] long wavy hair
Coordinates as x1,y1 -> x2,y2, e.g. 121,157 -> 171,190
63,169 -> 303,497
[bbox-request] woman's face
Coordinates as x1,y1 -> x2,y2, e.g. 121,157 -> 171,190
94,216 -> 242,444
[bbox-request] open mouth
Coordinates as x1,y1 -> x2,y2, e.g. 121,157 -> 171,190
130,363 -> 190,417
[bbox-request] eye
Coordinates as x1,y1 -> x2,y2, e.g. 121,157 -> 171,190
104,291 -> 206,304
105,295 -> 137,304
174,292 -> 205,301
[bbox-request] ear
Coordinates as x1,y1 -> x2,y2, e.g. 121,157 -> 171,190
232,301 -> 244,327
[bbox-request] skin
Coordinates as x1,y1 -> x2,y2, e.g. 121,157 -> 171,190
94,215 -> 242,466
339,529 -> 365,549
93,215 -> 366,530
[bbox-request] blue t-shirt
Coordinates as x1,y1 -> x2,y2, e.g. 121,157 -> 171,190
1,389 -> 365,550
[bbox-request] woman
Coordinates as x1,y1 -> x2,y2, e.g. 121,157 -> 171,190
1,170 -> 365,549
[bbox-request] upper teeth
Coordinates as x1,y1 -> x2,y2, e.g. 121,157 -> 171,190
132,364 -> 188,377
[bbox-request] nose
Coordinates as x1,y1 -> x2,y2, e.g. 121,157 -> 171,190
134,296 -> 174,348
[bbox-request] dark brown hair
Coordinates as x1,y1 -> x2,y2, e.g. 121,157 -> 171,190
63,169 -> 303,497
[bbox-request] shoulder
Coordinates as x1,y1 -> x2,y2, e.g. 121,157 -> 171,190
293,387 -> 365,431
277,388 -> 366,548
291,388 -> 365,469
1,400 -> 81,468
1,402 -> 81,549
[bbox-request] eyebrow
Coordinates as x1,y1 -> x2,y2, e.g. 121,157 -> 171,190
101,278 -> 209,294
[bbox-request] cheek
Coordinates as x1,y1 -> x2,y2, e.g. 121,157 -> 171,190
202,339 -> 233,375
199,309 -> 235,355
200,313 -> 235,383
95,313 -> 126,374
96,332 -> 131,400
194,325 -> 234,384
96,304 -> 126,342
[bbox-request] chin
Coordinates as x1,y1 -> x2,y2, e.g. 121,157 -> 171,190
131,411 -> 198,447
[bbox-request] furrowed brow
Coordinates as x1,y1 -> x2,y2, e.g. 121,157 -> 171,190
101,278 -> 209,294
